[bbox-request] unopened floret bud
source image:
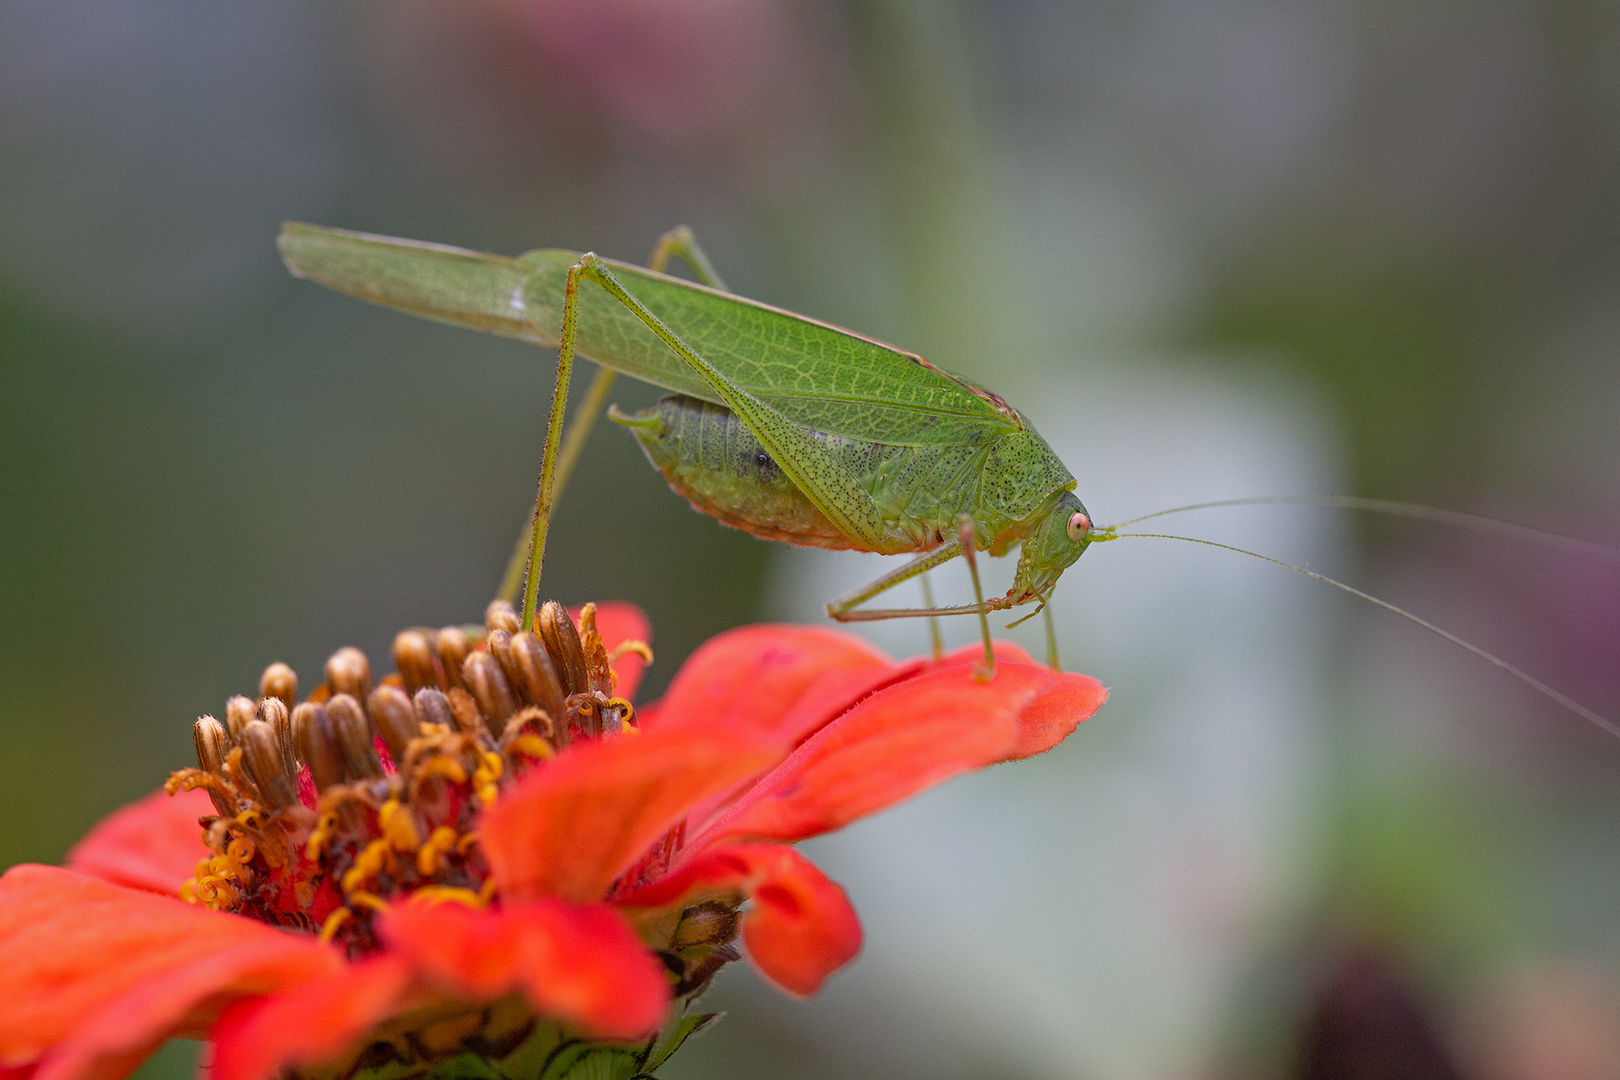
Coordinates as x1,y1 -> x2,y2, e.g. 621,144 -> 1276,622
326,694 -> 381,780
485,599 -> 521,635
392,630 -> 440,695
369,684 -> 418,763
539,601 -> 588,696
240,719 -> 297,810
258,662 -> 298,716
462,651 -> 516,736
292,701 -> 345,792
325,647 -> 372,702
435,627 -> 470,690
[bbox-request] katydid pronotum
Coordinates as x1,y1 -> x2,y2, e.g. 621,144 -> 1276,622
278,223 -> 1620,733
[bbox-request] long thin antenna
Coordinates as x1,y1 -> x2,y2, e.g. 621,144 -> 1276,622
1111,530 -> 1620,742
1111,496 -> 1620,567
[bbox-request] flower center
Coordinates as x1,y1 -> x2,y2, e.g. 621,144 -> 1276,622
170,600 -> 651,957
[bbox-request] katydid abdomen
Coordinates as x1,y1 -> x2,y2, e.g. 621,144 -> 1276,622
616,394 -> 851,549
612,393 -> 1083,574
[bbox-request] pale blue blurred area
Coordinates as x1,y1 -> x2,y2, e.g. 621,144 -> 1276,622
2,1 -> 1619,1078
757,361 -> 1342,1077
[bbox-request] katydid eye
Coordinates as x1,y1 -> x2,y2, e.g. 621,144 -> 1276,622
1067,512 -> 1091,542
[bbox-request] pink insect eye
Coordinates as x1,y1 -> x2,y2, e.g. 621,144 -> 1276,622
1067,512 -> 1091,542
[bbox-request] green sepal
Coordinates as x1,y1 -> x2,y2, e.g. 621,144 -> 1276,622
531,1042 -> 640,1080
419,1053 -> 507,1080
640,1011 -> 721,1075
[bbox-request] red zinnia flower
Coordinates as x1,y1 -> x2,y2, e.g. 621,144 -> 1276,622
0,601 -> 1106,1080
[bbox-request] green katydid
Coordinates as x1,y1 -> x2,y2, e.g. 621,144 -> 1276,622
277,222 -> 1620,733
277,221 -> 1093,679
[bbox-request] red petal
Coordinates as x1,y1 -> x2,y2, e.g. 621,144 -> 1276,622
384,900 -> 669,1039
572,602 -> 650,701
480,723 -> 781,902
209,957 -> 413,1080
64,789 -> 214,897
0,866 -> 340,1078
646,624 -> 907,831
647,624 -> 894,741
619,844 -> 861,997
694,658 -> 1106,848
1005,663 -> 1110,759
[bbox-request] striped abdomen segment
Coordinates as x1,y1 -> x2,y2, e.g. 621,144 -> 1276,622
614,395 -> 854,549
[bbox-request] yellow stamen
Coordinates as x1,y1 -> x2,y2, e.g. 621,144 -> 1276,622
456,831 -> 479,855
478,878 -> 498,901
194,875 -> 238,909
377,799 -> 421,852
608,697 -> 637,730
416,757 -> 468,785
607,640 -> 654,666
409,886 -> 487,909
508,734 -> 553,760
416,826 -> 459,877
347,890 -> 390,913
318,907 -> 352,943
306,812 -> 338,860
473,751 -> 503,808
166,770 -> 240,811
341,838 -> 391,894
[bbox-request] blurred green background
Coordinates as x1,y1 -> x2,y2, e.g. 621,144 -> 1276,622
2,1 -> 1618,1077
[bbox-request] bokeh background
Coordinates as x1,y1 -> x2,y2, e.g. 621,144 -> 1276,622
3,2 -> 1619,1078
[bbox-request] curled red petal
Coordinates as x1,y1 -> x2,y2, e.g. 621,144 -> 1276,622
384,900 -> 669,1040
209,957 -> 413,1080
65,789 -> 214,897
648,624 -> 895,739
572,602 -> 650,701
0,866 -> 340,1078
480,723 -> 781,902
695,658 -> 1106,849
619,844 -> 861,997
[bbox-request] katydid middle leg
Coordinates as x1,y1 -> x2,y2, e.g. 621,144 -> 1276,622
498,226 -> 730,604
822,525 -> 1001,679
957,516 -> 997,681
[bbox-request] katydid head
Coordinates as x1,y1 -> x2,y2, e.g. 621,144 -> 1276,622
1013,490 -> 1094,601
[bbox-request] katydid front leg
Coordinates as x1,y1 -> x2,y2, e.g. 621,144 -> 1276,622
498,227 -> 729,605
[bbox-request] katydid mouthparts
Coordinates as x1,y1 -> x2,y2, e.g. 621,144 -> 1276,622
277,222 -> 1620,734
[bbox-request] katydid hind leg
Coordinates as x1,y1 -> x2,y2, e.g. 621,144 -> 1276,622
647,226 -> 729,290
497,363 -> 618,605
497,228 -> 733,604
516,258 -> 586,631
959,516 -> 996,681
